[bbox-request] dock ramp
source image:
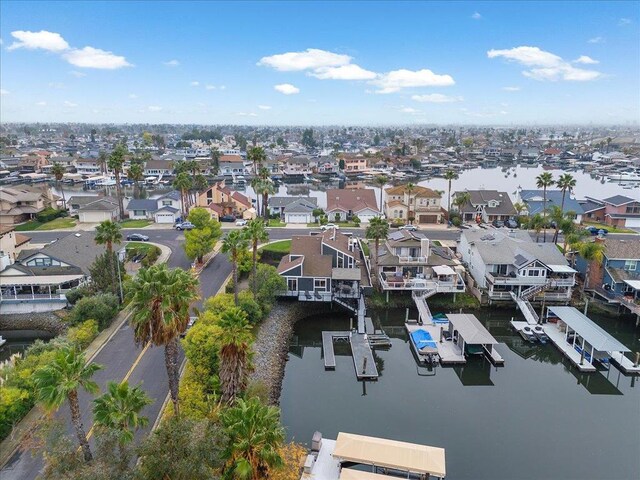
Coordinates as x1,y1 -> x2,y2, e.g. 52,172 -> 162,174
510,292 -> 539,325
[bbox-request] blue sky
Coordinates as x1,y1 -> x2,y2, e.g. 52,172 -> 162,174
1,1 -> 638,125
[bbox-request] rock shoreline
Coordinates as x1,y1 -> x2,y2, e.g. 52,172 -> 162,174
0,312 -> 67,336
250,300 -> 332,405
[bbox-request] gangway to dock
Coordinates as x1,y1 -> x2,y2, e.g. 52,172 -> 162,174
510,292 -> 539,325
412,290 -> 434,324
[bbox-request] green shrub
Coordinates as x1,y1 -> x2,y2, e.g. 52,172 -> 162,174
238,291 -> 263,323
0,386 -> 32,440
68,293 -> 119,329
66,320 -> 99,349
36,207 -> 65,223
65,286 -> 91,305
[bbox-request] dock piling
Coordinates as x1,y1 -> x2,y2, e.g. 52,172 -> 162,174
635,352 -> 639,368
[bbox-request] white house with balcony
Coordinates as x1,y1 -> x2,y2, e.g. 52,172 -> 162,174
376,230 -> 465,293
459,229 -> 576,304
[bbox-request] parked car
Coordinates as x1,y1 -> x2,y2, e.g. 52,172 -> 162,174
505,219 -> 519,229
585,226 -> 608,236
320,223 -> 339,231
235,219 -> 248,226
126,233 -> 149,241
180,317 -> 197,338
492,220 -> 505,228
220,215 -> 236,222
399,224 -> 418,231
175,222 -> 195,231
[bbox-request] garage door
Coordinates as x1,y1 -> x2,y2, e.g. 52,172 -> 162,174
155,213 -> 175,224
419,214 -> 438,224
626,218 -> 640,228
287,214 -> 307,224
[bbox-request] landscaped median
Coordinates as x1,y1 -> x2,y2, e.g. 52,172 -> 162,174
582,221 -> 637,234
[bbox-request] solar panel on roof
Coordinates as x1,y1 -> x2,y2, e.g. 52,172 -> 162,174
389,231 -> 404,240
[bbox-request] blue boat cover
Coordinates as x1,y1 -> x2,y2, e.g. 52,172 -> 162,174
411,329 -> 437,350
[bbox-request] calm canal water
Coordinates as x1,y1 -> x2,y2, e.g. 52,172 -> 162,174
279,306 -> 640,480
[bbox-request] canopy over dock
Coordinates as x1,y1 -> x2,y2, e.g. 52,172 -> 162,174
447,314 -> 498,345
333,432 -> 446,478
547,306 -> 630,353
339,470 -> 402,480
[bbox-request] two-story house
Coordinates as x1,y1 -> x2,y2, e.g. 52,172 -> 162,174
196,181 -> 255,219
580,195 -> 640,229
326,188 -> 379,223
18,155 -> 49,173
143,159 -> 174,177
384,185 -> 443,224
74,158 -> 103,176
278,230 -> 369,305
376,229 -> 465,293
516,189 -> 584,223
219,155 -> 249,176
125,191 -> 182,223
459,229 -> 576,304
0,225 -> 31,271
0,186 -> 53,224
453,190 -> 517,223
281,156 -> 314,178
339,155 -> 369,174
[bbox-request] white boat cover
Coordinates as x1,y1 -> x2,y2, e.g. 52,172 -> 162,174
447,313 -> 498,345
548,306 -> 630,352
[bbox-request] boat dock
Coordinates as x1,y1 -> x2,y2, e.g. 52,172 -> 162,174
322,331 -> 349,369
543,322 -> 596,372
350,333 -> 378,379
405,321 -> 466,364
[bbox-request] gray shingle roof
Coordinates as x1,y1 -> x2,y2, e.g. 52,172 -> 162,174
127,199 -> 157,212
284,198 -> 317,213
604,238 -> 640,260
519,190 -> 584,215
602,195 -> 635,206
455,190 -> 517,216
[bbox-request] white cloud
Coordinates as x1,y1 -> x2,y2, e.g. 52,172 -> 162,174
148,105 -> 162,112
487,46 -> 602,82
618,18 -> 631,26
588,36 -> 604,44
258,105 -> 272,110
274,83 -> 300,95
8,30 -> 69,52
219,85 -> 226,90
471,12 -> 482,20
400,107 -> 420,113
411,93 -> 463,103
128,93 -> 138,99
258,48 -> 351,71
205,84 -> 216,90
309,64 -> 377,80
63,46 -> 132,69
163,59 -> 180,67
69,70 -> 86,77
574,55 -> 599,65
63,101 -> 78,107
190,81 -> 200,87
35,101 -> 47,106
502,86 -> 521,91
237,112 -> 258,117
0,89 -> 9,96
369,68 -> 455,93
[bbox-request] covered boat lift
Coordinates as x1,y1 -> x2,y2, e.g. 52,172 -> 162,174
545,306 -> 638,373
333,432 -> 446,479
446,314 -> 504,365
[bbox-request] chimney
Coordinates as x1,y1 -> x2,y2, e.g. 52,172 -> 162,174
420,238 -> 430,257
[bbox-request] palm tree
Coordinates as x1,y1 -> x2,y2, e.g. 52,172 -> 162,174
108,144 -> 128,220
373,175 -> 388,214
529,213 -> 544,242
535,172 -> 555,242
220,397 -> 284,479
97,150 -> 108,175
244,219 -> 269,296
557,173 -> 576,213
95,219 -> 123,294
222,230 -> 249,305
577,241 -> 605,292
247,146 -> 266,176
127,264 -> 200,416
51,162 -> 66,210
210,146 -> 221,175
513,201 -> 526,216
365,217 -> 389,288
452,191 -> 470,211
443,170 -> 458,214
34,347 -> 102,462
127,162 -> 145,199
405,183 -> 416,224
173,171 -> 193,219
216,307 -> 253,404
93,380 -> 152,461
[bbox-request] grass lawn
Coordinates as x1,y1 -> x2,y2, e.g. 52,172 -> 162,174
582,221 -> 636,234
120,219 -> 152,228
267,219 -> 286,227
125,241 -> 157,254
259,239 -> 291,254
15,217 -> 77,231
306,221 -> 361,228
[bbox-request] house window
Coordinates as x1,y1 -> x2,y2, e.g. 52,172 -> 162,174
27,257 -> 53,267
134,210 -> 146,216
287,278 -> 297,291
624,260 -> 637,271
528,269 -> 540,277
314,279 -> 327,291
162,200 -> 172,206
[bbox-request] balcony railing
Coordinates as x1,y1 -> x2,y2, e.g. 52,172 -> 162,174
0,293 -> 67,301
397,256 -> 428,264
486,272 -> 548,285
379,273 -> 466,292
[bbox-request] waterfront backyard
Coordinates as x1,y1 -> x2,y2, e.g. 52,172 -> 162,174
279,307 -> 640,480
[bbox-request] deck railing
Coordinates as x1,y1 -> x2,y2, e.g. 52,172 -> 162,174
397,256 -> 428,264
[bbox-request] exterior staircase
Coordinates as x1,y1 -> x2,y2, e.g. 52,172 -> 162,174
510,292 -> 540,325
412,290 -> 434,324
520,282 -> 549,301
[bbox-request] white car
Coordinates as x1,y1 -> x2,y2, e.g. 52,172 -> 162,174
236,219 -> 248,226
320,223 -> 339,231
398,224 -> 418,231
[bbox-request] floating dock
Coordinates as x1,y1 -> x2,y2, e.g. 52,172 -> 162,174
322,331 -> 348,369
542,323 -> 596,372
405,322 -> 466,365
321,330 -> 379,379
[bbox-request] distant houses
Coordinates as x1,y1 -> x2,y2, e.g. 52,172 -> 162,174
196,181 -> 255,220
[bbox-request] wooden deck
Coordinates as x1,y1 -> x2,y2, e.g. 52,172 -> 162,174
322,331 -> 349,369
543,324 -> 596,372
405,323 -> 466,365
350,333 -> 379,379
610,351 -> 640,374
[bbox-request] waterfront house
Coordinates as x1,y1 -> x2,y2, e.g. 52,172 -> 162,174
125,191 -> 182,224
459,229 -> 576,303
143,159 -> 174,177
384,184 -> 443,224
376,229 -> 465,293
580,195 -> 640,229
0,225 -> 31,271
278,230 -> 370,305
18,155 -> 48,173
281,155 -> 314,177
77,197 -> 120,223
326,188 -> 379,223
516,188 -> 584,223
219,154 -> 249,176
0,232 -> 123,314
453,190 -> 517,223
74,157 -> 103,176
339,154 -> 369,173
196,181 -> 255,219
0,185 -> 54,224
268,196 -> 318,224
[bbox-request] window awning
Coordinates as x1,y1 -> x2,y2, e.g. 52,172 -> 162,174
332,432 -> 446,478
0,274 -> 84,286
623,279 -> 640,290
548,264 -> 576,273
433,265 -> 455,276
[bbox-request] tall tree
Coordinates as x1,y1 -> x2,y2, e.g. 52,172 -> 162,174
529,213 -> 545,242
557,173 -> 576,213
127,162 -> 145,199
97,150 -> 108,175
365,217 -> 389,288
92,381 -> 152,463
452,191 -> 470,212
173,172 -> 193,218
222,230 -> 249,305
373,175 -> 388,214
535,172 -> 555,242
443,170 -> 458,214
220,397 -> 285,479
216,307 -> 253,404
51,162 -> 66,210
127,264 -> 200,416
95,220 -> 123,297
243,219 -> 269,296
256,167 -> 276,218
577,241 -> 605,292
405,183 -> 416,224
34,347 -> 102,462
247,146 -> 266,177
210,146 -> 221,175
107,144 -> 127,220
